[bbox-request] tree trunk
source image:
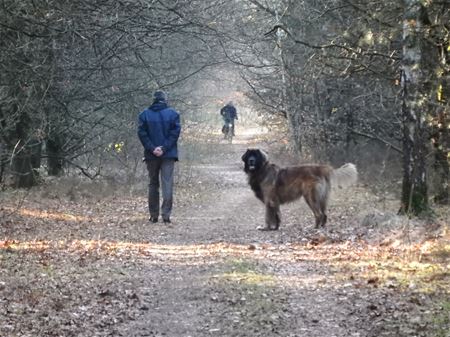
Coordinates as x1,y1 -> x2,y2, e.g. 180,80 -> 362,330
399,0 -> 430,215
433,147 -> 449,203
47,136 -> 64,176
0,142 -> 5,184
345,104 -> 354,160
11,108 -> 42,188
12,140 -> 41,188
432,32 -> 450,204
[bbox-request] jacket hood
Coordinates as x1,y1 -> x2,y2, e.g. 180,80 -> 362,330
149,101 -> 168,111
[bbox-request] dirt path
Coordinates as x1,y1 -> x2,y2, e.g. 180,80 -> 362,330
1,131 -> 447,337
113,132 -> 437,337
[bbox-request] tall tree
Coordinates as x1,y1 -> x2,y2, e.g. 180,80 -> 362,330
429,1 -> 450,204
0,1 -> 49,187
399,0 -> 431,215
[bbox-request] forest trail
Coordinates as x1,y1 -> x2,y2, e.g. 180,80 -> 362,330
0,128 -> 448,337
119,129 -> 366,337
115,129 -> 445,337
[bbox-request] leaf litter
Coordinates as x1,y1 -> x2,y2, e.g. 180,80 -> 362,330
1,131 -> 449,337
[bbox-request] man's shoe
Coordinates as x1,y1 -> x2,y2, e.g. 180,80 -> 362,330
163,218 -> 171,224
149,217 -> 158,223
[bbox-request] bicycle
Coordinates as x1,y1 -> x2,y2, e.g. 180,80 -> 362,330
222,122 -> 234,143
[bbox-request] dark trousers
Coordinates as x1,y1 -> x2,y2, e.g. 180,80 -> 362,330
223,118 -> 235,135
146,158 -> 175,220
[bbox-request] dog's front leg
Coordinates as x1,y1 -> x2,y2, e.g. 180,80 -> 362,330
259,202 -> 280,231
274,204 -> 281,229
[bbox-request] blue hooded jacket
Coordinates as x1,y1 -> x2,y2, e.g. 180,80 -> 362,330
138,100 -> 181,161
220,104 -> 237,120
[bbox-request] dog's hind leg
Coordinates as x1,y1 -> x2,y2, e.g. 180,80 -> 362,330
272,204 -> 281,230
318,195 -> 328,227
303,191 -> 326,228
318,180 -> 330,227
312,179 -> 330,227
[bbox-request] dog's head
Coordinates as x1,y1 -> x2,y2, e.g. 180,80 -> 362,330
241,149 -> 268,173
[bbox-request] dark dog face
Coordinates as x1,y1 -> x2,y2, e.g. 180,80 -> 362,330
242,149 -> 268,173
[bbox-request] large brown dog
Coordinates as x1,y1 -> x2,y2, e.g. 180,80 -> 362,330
242,149 -> 357,230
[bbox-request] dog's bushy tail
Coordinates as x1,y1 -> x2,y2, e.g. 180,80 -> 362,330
330,163 -> 358,189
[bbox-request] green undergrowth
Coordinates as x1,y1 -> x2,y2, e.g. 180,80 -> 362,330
361,259 -> 449,292
329,236 -> 450,293
330,238 -> 450,336
219,258 -> 276,285
208,258 -> 289,335
432,300 -> 450,337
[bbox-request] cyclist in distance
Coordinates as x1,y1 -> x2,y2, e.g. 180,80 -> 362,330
220,101 -> 238,137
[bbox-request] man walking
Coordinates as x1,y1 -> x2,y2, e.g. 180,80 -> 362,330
138,90 -> 181,223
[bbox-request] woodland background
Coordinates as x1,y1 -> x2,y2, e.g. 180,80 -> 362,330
1,1 -> 450,337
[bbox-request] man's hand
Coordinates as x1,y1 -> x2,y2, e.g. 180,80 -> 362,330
153,146 -> 164,157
